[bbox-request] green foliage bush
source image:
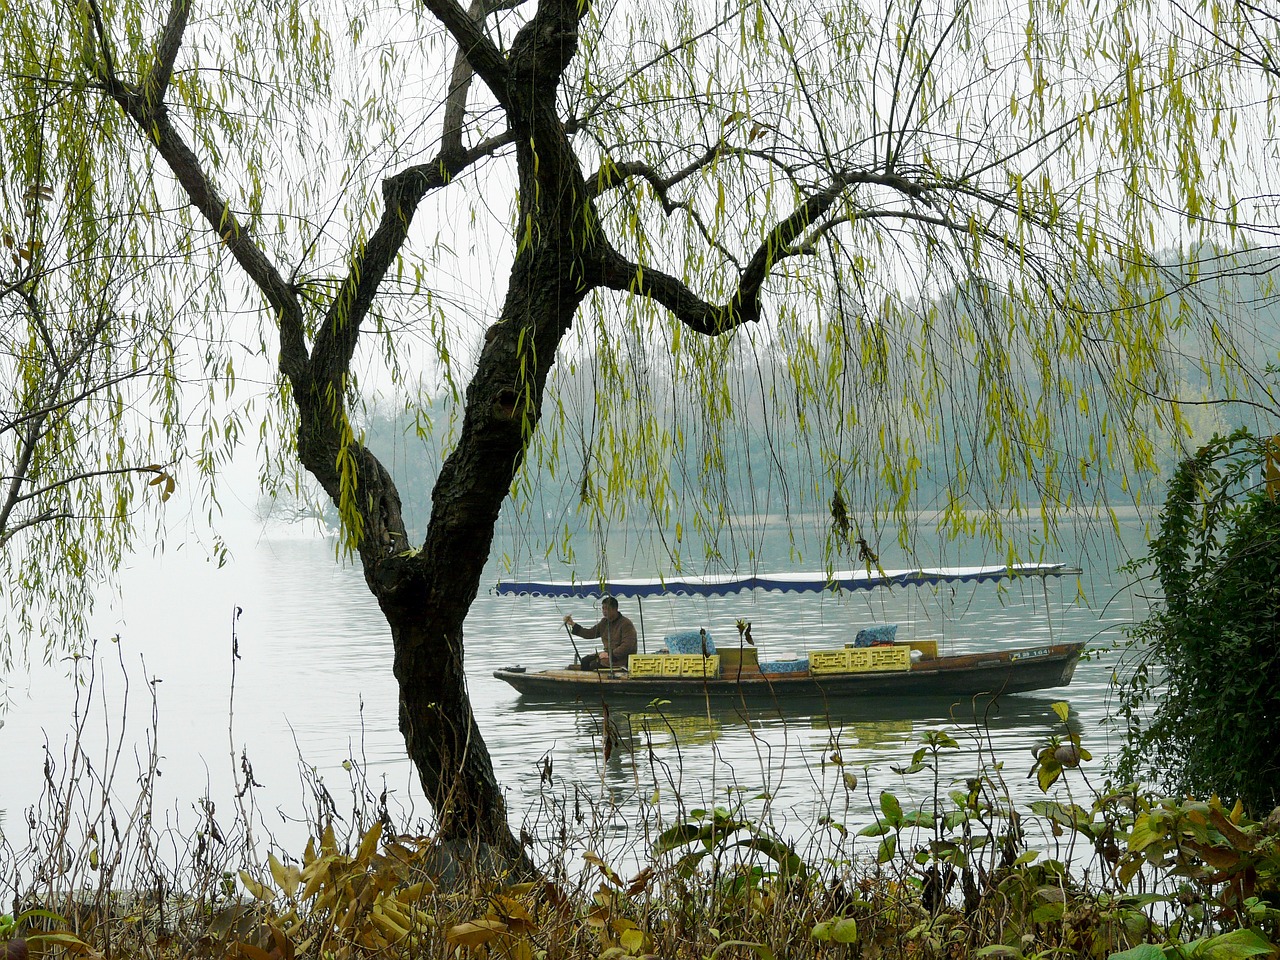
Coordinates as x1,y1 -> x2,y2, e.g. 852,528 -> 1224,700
1114,429 -> 1280,814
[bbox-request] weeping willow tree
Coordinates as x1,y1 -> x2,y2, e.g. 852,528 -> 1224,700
3,0 -> 1279,856
0,97 -> 204,675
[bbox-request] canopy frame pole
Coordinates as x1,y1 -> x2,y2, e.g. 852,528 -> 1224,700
1042,576 -> 1055,644
637,596 -> 645,653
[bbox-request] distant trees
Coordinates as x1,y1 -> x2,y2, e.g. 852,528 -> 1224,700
3,0 -> 1280,856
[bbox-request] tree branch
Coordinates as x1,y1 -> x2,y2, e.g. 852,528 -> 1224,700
597,245 -> 743,334
2,464 -> 167,511
587,141 -> 823,270
16,286 -> 69,379
587,145 -> 744,266
81,0 -> 121,91
596,167 -> 932,335
0,509 -> 62,549
587,143 -> 721,199
0,414 -> 44,539
100,78 -> 308,381
307,1 -> 539,389
422,0 -> 512,108
1186,0 -> 1280,79
2,365 -> 149,436
309,131 -> 516,389
440,0 -> 486,157
142,0 -> 191,108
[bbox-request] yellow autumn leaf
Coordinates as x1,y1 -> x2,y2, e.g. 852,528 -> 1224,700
320,822 -> 338,855
500,881 -> 539,896
268,853 -> 300,899
397,879 -> 436,901
583,850 -> 622,886
489,894 -> 534,925
239,870 -> 274,902
620,927 -> 650,953
447,919 -> 510,948
370,907 -> 411,941
357,821 -> 383,861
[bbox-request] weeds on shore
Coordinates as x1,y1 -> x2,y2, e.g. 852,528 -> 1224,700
3,654 -> 1279,960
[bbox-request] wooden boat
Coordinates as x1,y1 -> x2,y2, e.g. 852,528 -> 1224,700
493,642 -> 1084,703
492,563 -> 1086,705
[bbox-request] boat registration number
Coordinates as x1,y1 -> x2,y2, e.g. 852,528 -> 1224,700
1009,647 -> 1052,661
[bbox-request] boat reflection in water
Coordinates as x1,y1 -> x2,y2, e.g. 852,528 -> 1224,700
509,691 -> 1081,764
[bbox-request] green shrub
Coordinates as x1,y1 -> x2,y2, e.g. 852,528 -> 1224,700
1114,429 -> 1280,814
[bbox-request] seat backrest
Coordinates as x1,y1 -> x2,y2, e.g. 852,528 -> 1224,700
664,629 -> 716,654
853,623 -> 898,647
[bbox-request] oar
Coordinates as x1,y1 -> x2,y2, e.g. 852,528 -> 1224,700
563,619 -> 583,667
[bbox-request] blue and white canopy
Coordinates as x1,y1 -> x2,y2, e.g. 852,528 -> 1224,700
494,562 -> 1081,599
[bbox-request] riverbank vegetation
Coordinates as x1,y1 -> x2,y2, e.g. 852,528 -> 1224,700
4,695 -> 1279,960
1114,431 -> 1280,816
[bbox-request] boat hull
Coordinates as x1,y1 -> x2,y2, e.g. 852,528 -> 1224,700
493,641 -> 1085,704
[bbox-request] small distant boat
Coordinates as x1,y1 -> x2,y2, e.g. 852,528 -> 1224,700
492,563 -> 1086,705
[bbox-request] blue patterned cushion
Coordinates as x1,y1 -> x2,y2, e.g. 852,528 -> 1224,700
759,657 -> 809,673
853,624 -> 898,647
665,630 -> 716,654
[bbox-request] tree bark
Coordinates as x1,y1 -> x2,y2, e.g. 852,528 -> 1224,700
371,213 -> 593,861
344,0 -> 597,862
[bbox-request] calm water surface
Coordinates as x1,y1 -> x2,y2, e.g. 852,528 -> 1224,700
1,521 -> 1149,868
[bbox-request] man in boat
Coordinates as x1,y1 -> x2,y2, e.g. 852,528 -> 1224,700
564,596 -> 638,670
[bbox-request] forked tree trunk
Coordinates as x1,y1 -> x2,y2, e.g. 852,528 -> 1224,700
361,2 -> 596,858
354,225 -> 592,863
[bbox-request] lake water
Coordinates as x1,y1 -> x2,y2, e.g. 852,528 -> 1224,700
0,514 -> 1151,875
